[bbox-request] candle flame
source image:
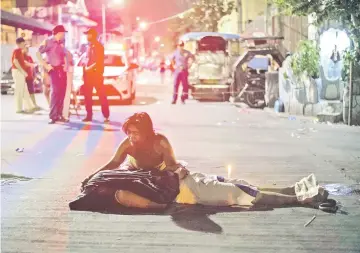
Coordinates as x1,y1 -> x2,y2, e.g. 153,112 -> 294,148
227,165 -> 232,179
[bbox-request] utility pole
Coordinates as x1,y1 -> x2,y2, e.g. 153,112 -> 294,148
236,0 -> 242,34
265,0 -> 272,35
57,4 -> 62,24
102,3 -> 106,44
348,61 -> 353,125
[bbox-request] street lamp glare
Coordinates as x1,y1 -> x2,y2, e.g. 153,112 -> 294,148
139,22 -> 147,30
155,36 -> 160,42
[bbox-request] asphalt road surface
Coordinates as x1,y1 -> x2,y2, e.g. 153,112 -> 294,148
1,70 -> 360,253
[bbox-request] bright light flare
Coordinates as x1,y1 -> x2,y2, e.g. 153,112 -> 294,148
154,36 -> 160,42
105,43 -> 124,51
139,22 -> 147,30
112,0 -> 124,4
227,165 -> 232,179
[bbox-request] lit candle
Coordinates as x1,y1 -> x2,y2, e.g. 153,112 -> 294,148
227,165 -> 232,179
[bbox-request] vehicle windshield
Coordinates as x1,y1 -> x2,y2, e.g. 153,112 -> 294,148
247,56 -> 270,71
104,54 -> 126,67
197,36 -> 227,52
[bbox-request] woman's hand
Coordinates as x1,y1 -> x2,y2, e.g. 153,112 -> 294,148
176,167 -> 189,180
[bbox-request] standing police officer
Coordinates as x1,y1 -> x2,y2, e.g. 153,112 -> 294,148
82,28 -> 110,123
37,25 -> 68,124
170,41 -> 195,104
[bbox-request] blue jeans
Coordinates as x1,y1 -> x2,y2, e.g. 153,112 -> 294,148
49,68 -> 67,120
173,70 -> 189,102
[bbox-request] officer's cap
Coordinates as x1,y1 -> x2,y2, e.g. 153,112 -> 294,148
84,28 -> 98,36
53,25 -> 67,35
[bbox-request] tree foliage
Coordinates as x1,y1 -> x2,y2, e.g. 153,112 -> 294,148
291,40 -> 320,79
168,0 -> 235,39
273,0 -> 360,79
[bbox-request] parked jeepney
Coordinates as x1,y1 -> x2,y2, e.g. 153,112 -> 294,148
179,32 -> 241,101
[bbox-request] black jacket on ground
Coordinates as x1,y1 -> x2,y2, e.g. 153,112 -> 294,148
69,169 -> 180,214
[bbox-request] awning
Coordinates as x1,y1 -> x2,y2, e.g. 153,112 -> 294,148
61,13 -> 97,27
1,9 -> 54,34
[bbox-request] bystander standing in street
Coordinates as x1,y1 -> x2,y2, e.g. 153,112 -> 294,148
159,58 -> 166,84
23,45 -> 41,110
82,28 -> 110,123
12,37 -> 35,114
62,49 -> 75,121
42,68 -> 51,107
170,41 -> 195,104
37,25 -> 69,124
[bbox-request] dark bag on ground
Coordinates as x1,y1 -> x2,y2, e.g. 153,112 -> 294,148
69,169 -> 180,213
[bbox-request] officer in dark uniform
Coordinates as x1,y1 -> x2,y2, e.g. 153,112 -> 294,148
37,25 -> 68,124
82,28 -> 110,123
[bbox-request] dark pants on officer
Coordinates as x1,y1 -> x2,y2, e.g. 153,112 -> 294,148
84,73 -> 110,119
173,69 -> 189,103
49,68 -> 67,120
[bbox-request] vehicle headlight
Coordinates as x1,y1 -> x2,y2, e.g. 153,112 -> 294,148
73,79 -> 83,90
116,74 -> 126,82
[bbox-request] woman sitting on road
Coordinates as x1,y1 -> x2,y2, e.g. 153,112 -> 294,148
82,112 -> 331,211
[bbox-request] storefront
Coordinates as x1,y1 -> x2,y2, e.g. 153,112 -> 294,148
1,9 -> 54,72
1,9 -> 54,45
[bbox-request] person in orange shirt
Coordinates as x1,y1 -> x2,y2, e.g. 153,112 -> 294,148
12,38 -> 35,113
23,46 -> 41,110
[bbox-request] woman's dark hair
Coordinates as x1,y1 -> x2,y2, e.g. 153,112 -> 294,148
122,112 -> 155,139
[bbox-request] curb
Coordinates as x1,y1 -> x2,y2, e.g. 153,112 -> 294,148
262,107 -> 318,121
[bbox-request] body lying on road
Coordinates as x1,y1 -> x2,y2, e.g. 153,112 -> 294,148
69,112 -> 334,213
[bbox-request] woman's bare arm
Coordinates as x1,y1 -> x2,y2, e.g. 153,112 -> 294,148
82,138 -> 130,188
159,135 -> 179,171
159,135 -> 189,179
92,137 -> 130,174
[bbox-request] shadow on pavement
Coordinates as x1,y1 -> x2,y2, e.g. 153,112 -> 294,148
168,204 -> 273,234
171,213 -> 223,234
91,120 -> 123,128
87,96 -> 159,106
81,204 -> 273,234
63,121 -> 121,132
131,96 -> 159,106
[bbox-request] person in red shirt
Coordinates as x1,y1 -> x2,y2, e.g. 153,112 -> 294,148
12,37 -> 35,113
23,46 -> 40,110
